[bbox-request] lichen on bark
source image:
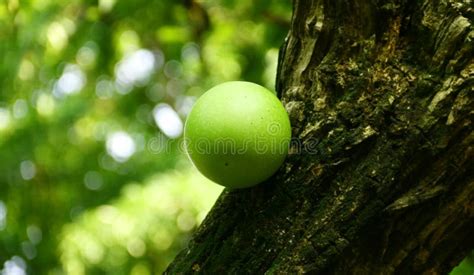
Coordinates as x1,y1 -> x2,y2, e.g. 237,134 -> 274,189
166,0 -> 473,274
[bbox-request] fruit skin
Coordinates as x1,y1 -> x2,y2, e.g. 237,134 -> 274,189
184,81 -> 291,189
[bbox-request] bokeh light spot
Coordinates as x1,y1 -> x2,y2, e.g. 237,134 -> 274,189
20,160 -> 36,180
146,83 -> 165,102
0,107 -> 11,130
176,212 -> 196,232
130,263 -> 150,275
84,171 -> 103,191
12,99 -> 28,119
115,49 -> 156,92
21,242 -> 37,260
98,0 -> 116,13
106,131 -> 136,162
175,96 -> 196,117
181,43 -> 200,62
152,103 -> 183,139
97,205 -> 119,225
27,225 -> 42,245
35,93 -> 55,117
76,42 -> 98,69
53,64 -> 86,97
127,238 -> 146,258
152,230 -> 172,251
117,30 -> 140,55
164,60 -> 182,79
0,201 -> 7,230
17,59 -> 35,81
47,22 -> 68,52
82,238 -> 104,264
1,256 -> 26,275
95,78 -> 115,99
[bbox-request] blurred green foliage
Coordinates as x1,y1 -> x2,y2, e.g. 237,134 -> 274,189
60,166 -> 223,275
0,0 -> 291,273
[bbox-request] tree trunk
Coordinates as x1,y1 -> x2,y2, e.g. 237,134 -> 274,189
166,0 -> 473,274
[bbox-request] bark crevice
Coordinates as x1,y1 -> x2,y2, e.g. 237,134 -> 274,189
166,0 -> 473,273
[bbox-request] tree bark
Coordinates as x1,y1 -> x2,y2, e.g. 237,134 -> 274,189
166,0 -> 473,274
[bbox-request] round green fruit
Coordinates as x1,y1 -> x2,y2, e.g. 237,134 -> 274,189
184,81 -> 291,189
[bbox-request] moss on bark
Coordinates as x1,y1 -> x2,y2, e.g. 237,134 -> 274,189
166,0 -> 473,273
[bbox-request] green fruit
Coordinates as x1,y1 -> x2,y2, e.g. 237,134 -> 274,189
184,81 -> 291,188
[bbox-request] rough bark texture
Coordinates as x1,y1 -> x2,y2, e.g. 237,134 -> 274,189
167,0 -> 473,274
